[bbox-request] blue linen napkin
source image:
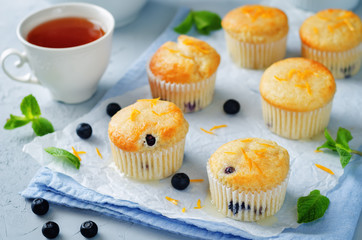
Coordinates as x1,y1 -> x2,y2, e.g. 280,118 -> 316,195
22,7 -> 362,240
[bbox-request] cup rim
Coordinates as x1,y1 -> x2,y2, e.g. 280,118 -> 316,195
17,2 -> 115,51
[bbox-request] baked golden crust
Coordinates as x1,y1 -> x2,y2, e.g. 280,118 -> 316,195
222,5 -> 289,43
149,35 -> 220,84
300,9 -> 362,51
208,138 -> 289,192
260,58 -> 336,112
108,99 -> 189,152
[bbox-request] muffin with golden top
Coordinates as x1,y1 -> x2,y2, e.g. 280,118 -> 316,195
222,5 -> 289,69
147,35 -> 220,113
300,9 -> 362,79
260,58 -> 336,139
207,138 -> 290,221
108,98 -> 189,180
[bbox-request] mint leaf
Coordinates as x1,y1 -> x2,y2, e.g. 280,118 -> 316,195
335,127 -> 352,150
44,147 -> 80,169
4,114 -> 31,129
297,190 -> 330,223
317,129 -> 336,151
20,94 -> 41,119
32,117 -> 54,136
336,146 -> 352,168
174,11 -> 194,34
193,11 -> 222,35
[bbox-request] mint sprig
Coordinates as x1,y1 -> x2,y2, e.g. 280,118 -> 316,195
174,10 -> 222,35
4,95 -> 54,136
44,147 -> 80,169
317,128 -> 362,168
297,190 -> 330,223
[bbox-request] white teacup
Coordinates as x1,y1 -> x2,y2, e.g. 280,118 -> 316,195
1,3 -> 115,104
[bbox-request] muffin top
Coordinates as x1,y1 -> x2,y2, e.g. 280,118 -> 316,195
208,138 -> 289,192
149,35 -> 220,84
108,99 -> 189,152
300,9 -> 362,51
260,58 -> 336,112
222,5 -> 289,43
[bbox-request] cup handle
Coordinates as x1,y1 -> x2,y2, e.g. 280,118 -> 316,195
1,48 -> 39,84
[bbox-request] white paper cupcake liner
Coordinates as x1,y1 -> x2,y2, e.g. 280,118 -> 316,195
261,98 -> 333,139
110,138 -> 186,180
301,43 -> 362,79
207,164 -> 289,221
147,66 -> 216,113
224,33 -> 287,69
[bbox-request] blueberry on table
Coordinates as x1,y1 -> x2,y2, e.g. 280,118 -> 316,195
76,123 -> 92,139
80,220 -> 98,238
42,221 -> 59,239
223,99 -> 240,114
145,134 -> 156,146
31,198 -> 49,215
106,103 -> 121,117
171,173 -> 190,190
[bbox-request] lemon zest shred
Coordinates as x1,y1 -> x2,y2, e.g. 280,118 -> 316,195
165,196 -> 179,205
130,109 -> 141,121
274,75 -> 288,81
182,208 -> 186,213
96,147 -> 103,159
315,164 -> 334,175
288,69 -> 298,79
258,143 -> 275,148
179,53 -> 193,59
315,150 -> 323,153
200,128 -> 214,135
152,110 -> 160,116
209,124 -> 227,131
194,199 -> 203,209
77,151 -> 86,155
166,48 -> 180,53
343,19 -> 355,31
224,152 -> 237,155
190,179 -> 204,182
72,146 -> 81,161
313,27 -> 319,35
253,162 -> 263,175
327,25 -> 334,33
137,97 -> 160,107
253,149 -> 266,153
182,39 -> 210,54
240,147 -> 252,171
240,138 -> 253,143
305,82 -> 312,95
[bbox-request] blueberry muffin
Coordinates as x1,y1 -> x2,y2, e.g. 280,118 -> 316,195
222,5 -> 288,69
207,138 -> 290,221
260,58 -> 336,139
300,9 -> 362,79
147,35 -> 220,113
108,99 -> 189,180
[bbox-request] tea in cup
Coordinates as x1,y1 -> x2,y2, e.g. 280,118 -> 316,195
1,3 -> 115,103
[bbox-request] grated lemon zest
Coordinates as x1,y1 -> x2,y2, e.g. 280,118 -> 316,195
190,179 -> 204,182
327,25 -> 334,33
305,82 -> 312,95
253,162 -> 263,174
224,152 -> 237,155
166,48 -> 180,53
343,19 -> 355,31
165,196 -> 179,205
315,164 -> 334,175
240,138 -> 253,143
130,109 -> 141,121
314,150 -> 323,153
194,199 -> 203,209
137,98 -> 160,107
152,110 -> 160,116
182,208 -> 186,213
209,124 -> 227,131
274,75 -> 288,81
200,128 -> 214,135
258,143 -> 275,148
313,27 -> 319,35
96,147 -> 103,159
240,147 -> 252,171
72,146 -> 81,161
77,151 -> 86,155
182,39 -> 210,54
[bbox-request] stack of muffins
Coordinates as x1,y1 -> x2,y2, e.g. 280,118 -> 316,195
106,4 -> 361,223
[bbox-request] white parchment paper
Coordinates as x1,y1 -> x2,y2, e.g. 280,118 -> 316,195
23,1 -> 362,237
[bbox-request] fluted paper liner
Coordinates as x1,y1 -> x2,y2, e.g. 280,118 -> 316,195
207,163 -> 289,221
147,65 -> 216,113
302,43 -> 362,79
225,33 -> 287,69
110,138 -> 186,180
261,98 -> 333,139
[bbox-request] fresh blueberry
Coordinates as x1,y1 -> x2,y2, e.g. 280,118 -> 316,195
42,221 -> 59,239
145,134 -> 156,146
106,103 -> 121,117
80,220 -> 98,238
224,166 -> 235,174
31,198 -> 49,216
223,99 -> 240,114
171,173 -> 190,190
76,123 -> 92,139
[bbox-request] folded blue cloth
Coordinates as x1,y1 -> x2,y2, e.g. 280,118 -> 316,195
22,7 -> 362,240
